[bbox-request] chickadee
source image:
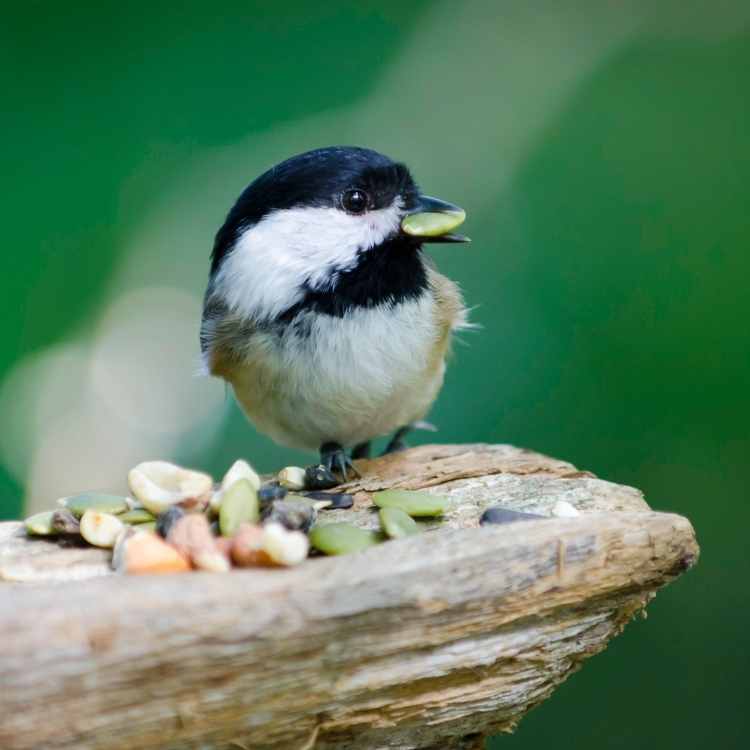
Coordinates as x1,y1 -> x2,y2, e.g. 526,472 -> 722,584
201,146 -> 470,479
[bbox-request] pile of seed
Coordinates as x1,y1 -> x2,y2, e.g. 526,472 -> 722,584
22,459 -> 456,574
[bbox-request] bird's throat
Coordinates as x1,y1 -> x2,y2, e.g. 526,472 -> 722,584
278,238 -> 427,321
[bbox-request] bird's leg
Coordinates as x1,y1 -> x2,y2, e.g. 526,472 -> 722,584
320,441 -> 360,482
381,420 -> 438,456
351,441 -> 371,460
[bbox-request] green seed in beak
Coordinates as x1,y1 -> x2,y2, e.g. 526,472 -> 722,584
401,209 -> 466,238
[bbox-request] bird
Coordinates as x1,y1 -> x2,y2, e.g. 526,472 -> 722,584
201,146 -> 470,481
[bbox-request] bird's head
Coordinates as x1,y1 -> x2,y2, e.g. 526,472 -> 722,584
209,146 -> 468,322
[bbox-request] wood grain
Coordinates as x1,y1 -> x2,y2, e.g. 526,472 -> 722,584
0,444 -> 698,749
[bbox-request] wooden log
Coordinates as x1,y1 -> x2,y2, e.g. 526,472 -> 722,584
0,444 -> 698,750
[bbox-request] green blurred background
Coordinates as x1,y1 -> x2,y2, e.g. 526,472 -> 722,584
2,1 -> 748,747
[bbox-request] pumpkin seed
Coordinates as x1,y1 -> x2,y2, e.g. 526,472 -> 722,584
25,510 -> 58,536
379,506 -> 419,539
64,493 -> 130,519
309,523 -> 380,555
135,521 -> 158,532
210,459 -> 263,512
480,507 -> 544,526
219,478 -> 259,536
120,508 -> 156,525
372,489 -> 449,517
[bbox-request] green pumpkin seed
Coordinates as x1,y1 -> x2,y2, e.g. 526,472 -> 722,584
309,523 -> 380,555
372,489 -> 449,517
64,493 -> 130,519
119,508 -> 156,525
219,478 -> 259,536
25,511 -> 58,536
379,506 -> 420,539
135,521 -> 157,532
401,209 -> 465,237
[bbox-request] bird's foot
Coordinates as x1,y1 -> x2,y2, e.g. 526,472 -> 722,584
381,420 -> 438,456
320,442 -> 361,483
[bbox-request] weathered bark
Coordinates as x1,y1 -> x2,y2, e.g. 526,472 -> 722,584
0,444 -> 698,750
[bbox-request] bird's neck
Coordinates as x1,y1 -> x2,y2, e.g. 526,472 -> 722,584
277,238 -> 428,322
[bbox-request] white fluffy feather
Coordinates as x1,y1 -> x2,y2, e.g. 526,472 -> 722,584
213,201 -> 403,321
228,296 -> 445,450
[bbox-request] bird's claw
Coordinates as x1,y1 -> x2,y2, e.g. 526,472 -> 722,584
320,442 -> 360,483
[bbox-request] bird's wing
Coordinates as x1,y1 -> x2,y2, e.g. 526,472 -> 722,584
200,294 -> 259,378
427,266 -> 469,360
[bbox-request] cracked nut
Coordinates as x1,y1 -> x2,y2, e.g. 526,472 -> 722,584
128,461 -> 213,515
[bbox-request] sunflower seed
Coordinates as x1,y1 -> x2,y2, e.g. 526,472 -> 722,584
258,483 -> 288,504
304,465 -> 338,490
309,523 -> 381,555
372,489 -> 449,518
479,507 -> 544,526
51,508 -> 81,535
156,505 -> 186,538
303,491 -> 354,510
219,478 -> 260,536
379,506 -> 420,539
79,510 -> 125,548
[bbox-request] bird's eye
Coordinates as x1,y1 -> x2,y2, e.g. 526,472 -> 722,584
341,189 -> 369,215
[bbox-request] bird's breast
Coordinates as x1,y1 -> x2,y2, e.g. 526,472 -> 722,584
225,293 -> 447,450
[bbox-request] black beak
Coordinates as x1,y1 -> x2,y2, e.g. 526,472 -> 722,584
401,195 -> 470,243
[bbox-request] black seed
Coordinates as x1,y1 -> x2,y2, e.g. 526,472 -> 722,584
258,483 -> 288,504
302,492 -> 354,509
328,493 -> 354,510
156,506 -> 186,538
262,499 -> 316,533
479,507 -> 544,526
304,465 -> 339,490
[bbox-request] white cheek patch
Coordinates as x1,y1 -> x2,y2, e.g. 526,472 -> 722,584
213,201 -> 403,322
